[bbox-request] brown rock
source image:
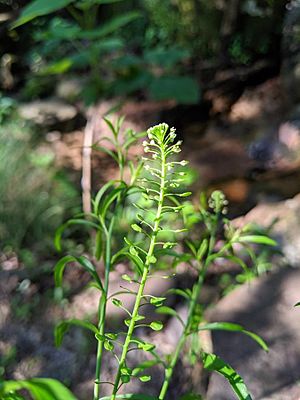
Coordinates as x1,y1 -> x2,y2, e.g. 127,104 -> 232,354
234,194 -> 300,267
206,268 -> 300,399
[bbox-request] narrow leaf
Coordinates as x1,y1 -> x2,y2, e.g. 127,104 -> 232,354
202,352 -> 252,400
3,378 -> 77,400
54,319 -> 98,347
54,255 -> 103,292
238,235 -> 277,246
196,322 -> 268,351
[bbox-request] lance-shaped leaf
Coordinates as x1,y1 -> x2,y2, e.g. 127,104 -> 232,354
167,288 -> 192,301
11,0 -> 74,28
77,12 -> 140,40
3,378 -> 77,400
54,219 -> 100,252
100,184 -> 128,218
238,235 -> 277,246
132,360 -> 162,377
54,255 -> 103,292
201,352 -> 252,400
156,306 -> 184,326
55,319 -> 98,347
195,322 -> 268,351
93,180 -> 119,215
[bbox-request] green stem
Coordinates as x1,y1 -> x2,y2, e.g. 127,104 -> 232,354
159,233 -> 217,400
94,220 -> 114,400
111,148 -> 167,399
158,270 -> 204,400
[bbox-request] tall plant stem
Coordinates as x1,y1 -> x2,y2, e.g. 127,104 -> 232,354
110,149 -> 167,399
158,234 -> 216,400
158,270 -> 204,400
94,220 -> 114,400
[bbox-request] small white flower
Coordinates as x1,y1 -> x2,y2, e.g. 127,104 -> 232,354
173,146 -> 181,153
144,146 -> 150,153
180,160 -> 188,166
142,141 -> 148,147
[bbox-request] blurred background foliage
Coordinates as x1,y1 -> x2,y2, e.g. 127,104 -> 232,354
0,0 -> 287,104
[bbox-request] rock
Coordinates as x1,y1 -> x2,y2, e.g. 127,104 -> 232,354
229,78 -> 285,123
234,194 -> 300,267
18,99 -> 84,131
206,267 -> 300,399
183,123 -> 255,187
55,78 -> 84,102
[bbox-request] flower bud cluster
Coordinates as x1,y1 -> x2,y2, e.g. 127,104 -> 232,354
208,190 -> 229,214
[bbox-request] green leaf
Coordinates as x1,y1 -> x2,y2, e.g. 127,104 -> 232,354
149,296 -> 166,307
294,302 -> 300,307
196,322 -> 268,352
125,252 -> 144,275
41,58 -> 73,75
77,12 -> 140,39
149,321 -> 163,331
121,274 -> 132,283
130,246 -> 138,256
202,352 -> 252,400
132,360 -> 161,376
238,235 -> 277,246
131,224 -> 142,233
144,47 -> 190,68
197,239 -> 208,260
112,298 -> 123,307
12,0 -> 74,28
54,255 -> 103,292
93,180 -> 119,215
149,76 -> 200,104
91,145 -> 119,163
105,333 -> 118,340
54,319 -> 98,347
54,219 -> 99,252
156,306 -> 179,318
146,255 -> 157,264
3,378 -> 77,400
104,340 -> 114,351
139,375 -> 151,382
167,288 -> 191,301
120,375 -> 130,383
100,395 -> 158,400
100,184 -> 127,218
95,229 -> 103,261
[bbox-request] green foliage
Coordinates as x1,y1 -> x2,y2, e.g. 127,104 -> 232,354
0,118 -> 78,255
12,0 -> 201,104
1,378 -> 77,400
0,94 -> 16,124
51,119 -> 275,400
2,118 -> 276,399
202,353 -> 252,400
